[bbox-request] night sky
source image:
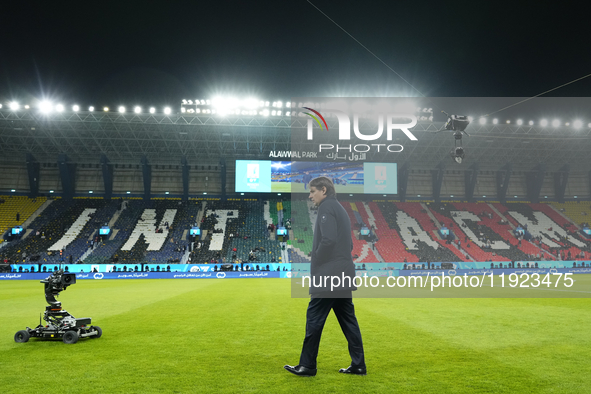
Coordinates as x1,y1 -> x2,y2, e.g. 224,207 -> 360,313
1,0 -> 590,111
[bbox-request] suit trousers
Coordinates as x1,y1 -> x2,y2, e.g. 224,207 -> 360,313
299,295 -> 365,369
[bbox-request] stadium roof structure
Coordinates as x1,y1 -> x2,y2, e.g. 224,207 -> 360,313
1,106 -> 591,172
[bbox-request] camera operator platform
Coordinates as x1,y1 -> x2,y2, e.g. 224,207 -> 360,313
14,269 -> 102,344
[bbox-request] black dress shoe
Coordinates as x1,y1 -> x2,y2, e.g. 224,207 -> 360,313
339,366 -> 367,375
284,364 -> 317,377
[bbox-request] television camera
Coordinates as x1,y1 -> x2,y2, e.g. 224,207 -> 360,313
438,111 -> 471,164
14,269 -> 102,344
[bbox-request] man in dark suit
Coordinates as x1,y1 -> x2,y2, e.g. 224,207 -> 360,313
284,177 -> 366,377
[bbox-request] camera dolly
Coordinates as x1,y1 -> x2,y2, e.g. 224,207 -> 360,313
14,269 -> 102,344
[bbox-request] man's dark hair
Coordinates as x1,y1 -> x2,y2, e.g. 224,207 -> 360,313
309,176 -> 336,196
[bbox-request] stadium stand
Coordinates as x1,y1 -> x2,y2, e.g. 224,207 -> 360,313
2,194 -> 591,269
1,198 -> 110,264
145,200 -> 201,264
112,200 -> 188,265
341,202 -> 379,263
289,199 -> 314,259
367,201 -> 418,263
496,203 -> 591,260
350,202 -> 381,263
186,200 -> 282,266
550,201 -> 591,227
85,199 -> 150,265
0,195 -> 47,245
44,199 -> 120,265
376,202 -> 465,263
427,203 -> 511,263
452,202 -> 541,261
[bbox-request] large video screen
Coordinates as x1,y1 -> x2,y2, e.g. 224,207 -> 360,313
235,160 -> 397,194
235,160 -> 272,192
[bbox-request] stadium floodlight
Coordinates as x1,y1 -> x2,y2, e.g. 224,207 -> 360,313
211,96 -> 224,109
89,106 -> 95,112
11,189 -> 16,192
49,190 -> 54,193
262,109 -> 270,116
286,102 -> 291,108
10,102 -> 20,111
506,120 -> 510,124
164,107 -> 171,114
278,111 -> 282,116
227,97 -> 240,109
286,111 -> 291,116
72,105 -> 80,112
271,110 -> 277,116
552,119 -> 560,127
24,105 -> 30,109
149,107 -> 156,114
528,120 -> 534,125
134,106 -> 141,114
573,119 -> 583,129
240,193 -> 244,196
516,119 -> 523,125
39,101 -> 53,113
103,107 -> 109,112
244,98 -> 259,109
165,191 -> 169,195
479,117 -> 486,125
55,104 -> 64,112
0,104 -> 2,108
203,192 -> 207,195
126,191 -> 130,194
89,191 -> 93,194
277,101 -> 283,108
181,107 -> 186,113
118,106 -> 125,113
265,101 -> 270,107
492,118 -> 498,124
540,119 -> 548,127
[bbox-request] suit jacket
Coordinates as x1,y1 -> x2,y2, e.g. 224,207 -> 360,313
310,195 -> 357,294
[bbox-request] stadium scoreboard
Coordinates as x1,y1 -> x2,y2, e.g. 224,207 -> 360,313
235,160 -> 397,194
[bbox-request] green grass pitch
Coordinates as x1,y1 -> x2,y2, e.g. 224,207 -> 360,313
2,278 -> 591,393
